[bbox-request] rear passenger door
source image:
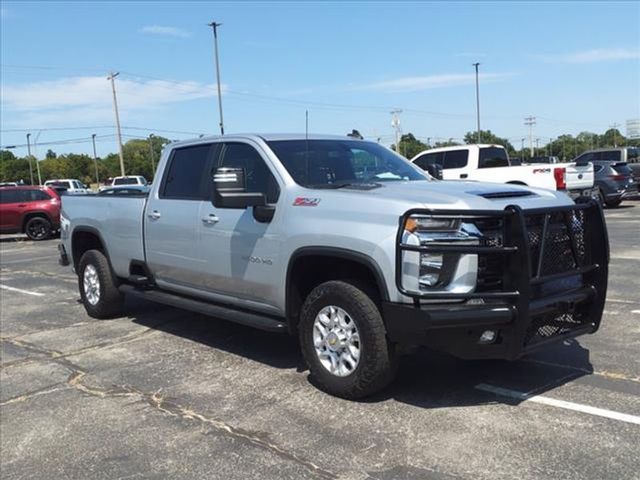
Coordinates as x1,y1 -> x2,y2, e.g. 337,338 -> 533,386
144,142 -> 218,288
441,150 -> 469,179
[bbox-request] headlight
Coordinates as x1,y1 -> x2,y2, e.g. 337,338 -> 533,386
401,215 -> 480,295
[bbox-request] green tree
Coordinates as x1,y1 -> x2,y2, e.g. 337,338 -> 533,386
393,133 -> 428,159
464,130 -> 515,153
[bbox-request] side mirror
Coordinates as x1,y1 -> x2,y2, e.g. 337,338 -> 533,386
212,167 -> 266,209
426,163 -> 443,180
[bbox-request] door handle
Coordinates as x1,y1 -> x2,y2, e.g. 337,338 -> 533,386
201,214 -> 219,225
147,210 -> 161,220
18,204 -> 27,207
460,174 -> 468,179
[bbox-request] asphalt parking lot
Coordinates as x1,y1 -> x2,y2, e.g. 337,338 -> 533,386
1,203 -> 639,480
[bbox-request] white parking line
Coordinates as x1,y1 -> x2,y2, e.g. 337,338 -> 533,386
632,310 -> 640,314
0,284 -> 45,297
475,383 -> 640,426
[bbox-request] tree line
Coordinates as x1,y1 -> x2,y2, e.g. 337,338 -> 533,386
393,128 -> 639,161
1,128 -> 638,185
0,136 -> 170,186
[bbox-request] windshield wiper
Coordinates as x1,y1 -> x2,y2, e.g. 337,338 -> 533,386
307,182 -> 355,189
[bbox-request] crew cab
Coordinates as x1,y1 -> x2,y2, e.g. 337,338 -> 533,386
59,134 -> 609,399
411,144 -> 594,199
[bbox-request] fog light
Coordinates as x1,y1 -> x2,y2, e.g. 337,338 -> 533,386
419,253 -> 443,287
478,330 -> 497,344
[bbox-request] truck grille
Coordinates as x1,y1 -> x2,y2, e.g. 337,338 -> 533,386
474,209 -> 588,292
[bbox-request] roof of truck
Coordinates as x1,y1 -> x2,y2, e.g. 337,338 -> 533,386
168,133 -> 365,148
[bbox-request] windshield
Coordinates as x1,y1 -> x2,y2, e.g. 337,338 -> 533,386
267,139 -> 427,187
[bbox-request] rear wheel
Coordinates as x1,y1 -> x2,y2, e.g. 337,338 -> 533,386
299,280 -> 397,399
24,216 -> 51,241
605,198 -> 622,208
78,249 -> 124,319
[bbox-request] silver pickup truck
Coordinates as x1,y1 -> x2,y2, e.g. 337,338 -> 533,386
59,134 -> 609,399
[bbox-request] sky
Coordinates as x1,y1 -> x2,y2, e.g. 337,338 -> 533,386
1,0 -> 639,158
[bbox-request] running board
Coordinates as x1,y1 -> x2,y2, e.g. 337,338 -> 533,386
119,284 -> 287,333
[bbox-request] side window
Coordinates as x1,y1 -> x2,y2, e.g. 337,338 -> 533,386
220,143 -> 280,204
593,165 -> 604,174
24,189 -> 50,201
478,147 -> 508,168
443,150 -> 469,169
577,153 -> 594,163
161,144 -> 213,199
414,153 -> 438,170
0,190 -> 21,204
599,150 -> 621,162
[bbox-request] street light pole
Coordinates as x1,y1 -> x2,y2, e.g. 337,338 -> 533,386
25,133 -> 35,185
208,21 -> 225,135
107,72 -> 126,176
473,62 -> 481,144
91,134 -> 100,186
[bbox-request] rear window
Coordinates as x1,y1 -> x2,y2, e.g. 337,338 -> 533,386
443,150 -> 468,169
114,177 -> 138,185
478,147 -> 509,168
627,148 -> 639,162
613,163 -> 632,175
47,181 -> 72,189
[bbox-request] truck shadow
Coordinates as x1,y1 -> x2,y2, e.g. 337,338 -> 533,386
128,297 -> 593,408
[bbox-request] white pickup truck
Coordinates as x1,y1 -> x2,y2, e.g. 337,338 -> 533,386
411,144 -> 594,199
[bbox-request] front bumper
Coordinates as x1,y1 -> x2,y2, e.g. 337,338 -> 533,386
387,200 -> 609,360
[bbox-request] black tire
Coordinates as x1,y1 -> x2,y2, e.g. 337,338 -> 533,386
24,216 -> 51,241
299,280 -> 397,399
605,198 -> 622,208
595,188 -> 605,207
78,249 -> 124,319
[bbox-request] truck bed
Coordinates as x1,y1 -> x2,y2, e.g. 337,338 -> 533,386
60,194 -> 147,278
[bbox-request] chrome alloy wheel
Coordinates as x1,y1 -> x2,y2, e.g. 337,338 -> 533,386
313,305 -> 361,377
83,264 -> 101,306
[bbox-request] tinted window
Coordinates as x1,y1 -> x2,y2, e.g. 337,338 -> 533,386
161,144 -> 212,199
267,140 -> 426,188
612,163 -> 632,175
23,189 -> 51,201
220,143 -> 280,203
443,150 -> 468,169
627,148 -> 639,162
593,165 -> 604,173
599,150 -> 621,162
478,147 -> 509,168
414,153 -> 442,170
114,177 -> 138,186
47,181 -> 72,189
0,189 -> 21,203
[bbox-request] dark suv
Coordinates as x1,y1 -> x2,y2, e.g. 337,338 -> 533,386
0,186 -> 61,240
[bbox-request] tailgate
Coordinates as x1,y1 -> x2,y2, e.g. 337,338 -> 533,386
564,162 -> 594,190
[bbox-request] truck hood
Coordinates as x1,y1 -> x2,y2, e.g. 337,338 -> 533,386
314,180 -> 573,212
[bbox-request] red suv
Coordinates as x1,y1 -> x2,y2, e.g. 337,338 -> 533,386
0,186 -> 61,240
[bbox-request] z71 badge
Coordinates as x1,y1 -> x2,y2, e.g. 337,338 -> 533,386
293,197 -> 321,207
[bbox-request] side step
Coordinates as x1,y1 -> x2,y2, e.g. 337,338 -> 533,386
119,284 -> 288,333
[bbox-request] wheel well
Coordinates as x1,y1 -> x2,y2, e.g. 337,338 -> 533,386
286,253 -> 387,334
71,230 -> 105,271
21,212 -> 50,232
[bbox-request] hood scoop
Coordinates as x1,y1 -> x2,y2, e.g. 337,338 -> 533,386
470,190 -> 536,199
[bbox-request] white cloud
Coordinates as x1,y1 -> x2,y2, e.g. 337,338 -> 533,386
354,72 -> 515,93
540,48 -> 640,63
1,75 -> 219,127
140,25 -> 190,38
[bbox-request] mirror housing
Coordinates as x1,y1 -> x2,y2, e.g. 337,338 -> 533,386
426,163 -> 443,180
212,167 -> 266,209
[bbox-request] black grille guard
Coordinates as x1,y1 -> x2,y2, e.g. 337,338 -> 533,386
395,199 -> 609,356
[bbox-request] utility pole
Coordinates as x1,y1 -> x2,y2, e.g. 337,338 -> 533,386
548,137 -> 552,156
535,138 -> 540,156
524,116 -> 536,157
208,21 -> 225,135
107,72 -> 125,176
472,62 -> 481,144
148,134 -> 156,178
521,138 -> 525,153
25,133 -> 35,185
610,122 -> 621,147
91,134 -> 100,186
391,109 -> 402,156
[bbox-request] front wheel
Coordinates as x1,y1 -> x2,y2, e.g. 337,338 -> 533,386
78,249 -> 124,319
605,198 -> 622,208
299,280 -> 397,399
